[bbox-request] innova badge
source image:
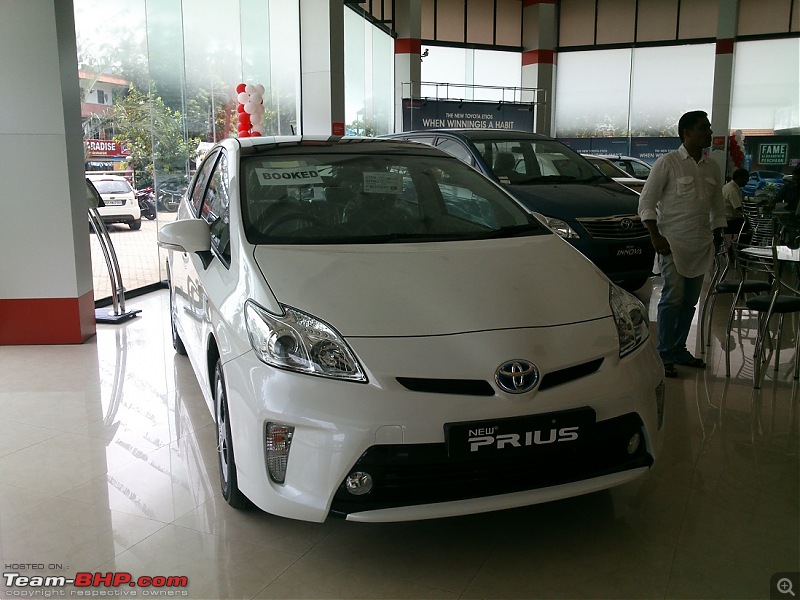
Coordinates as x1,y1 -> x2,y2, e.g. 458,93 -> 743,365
495,360 -> 539,394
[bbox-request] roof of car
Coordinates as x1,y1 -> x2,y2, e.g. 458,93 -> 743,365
229,135 -> 456,157
585,154 -> 650,162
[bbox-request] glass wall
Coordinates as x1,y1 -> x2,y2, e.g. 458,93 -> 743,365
731,38 -> 800,132
629,45 -> 715,136
344,8 -> 394,135
420,46 -> 522,101
554,49 -> 632,137
75,0 -> 367,301
555,44 -> 715,139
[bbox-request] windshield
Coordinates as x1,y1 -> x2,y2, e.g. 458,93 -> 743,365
93,179 -> 132,195
587,158 -> 627,178
471,138 -> 600,185
240,152 -> 546,244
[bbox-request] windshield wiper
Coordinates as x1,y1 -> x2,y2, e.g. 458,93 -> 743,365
518,175 -> 579,184
353,224 -> 546,243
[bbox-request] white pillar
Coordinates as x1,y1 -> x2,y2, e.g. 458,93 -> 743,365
300,0 -> 346,135
710,0 -> 740,178
521,0 -> 557,135
393,0 -> 422,132
0,0 -> 95,344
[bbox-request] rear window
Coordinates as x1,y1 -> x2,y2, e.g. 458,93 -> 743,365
240,152 -> 545,244
470,138 -> 599,184
93,179 -> 133,195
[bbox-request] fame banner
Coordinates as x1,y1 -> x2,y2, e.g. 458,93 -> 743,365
402,99 -> 534,132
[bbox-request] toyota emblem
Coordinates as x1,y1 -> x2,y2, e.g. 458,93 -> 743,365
495,360 -> 539,394
621,218 -> 634,230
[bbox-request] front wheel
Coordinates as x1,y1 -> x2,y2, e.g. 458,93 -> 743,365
214,359 -> 250,509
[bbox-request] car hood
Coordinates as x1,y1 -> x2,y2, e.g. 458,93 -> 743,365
253,236 -> 611,337
504,182 -> 640,220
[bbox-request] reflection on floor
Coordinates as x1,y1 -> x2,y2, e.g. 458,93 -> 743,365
0,283 -> 797,599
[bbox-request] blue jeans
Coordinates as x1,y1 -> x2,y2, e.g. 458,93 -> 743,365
657,253 -> 705,364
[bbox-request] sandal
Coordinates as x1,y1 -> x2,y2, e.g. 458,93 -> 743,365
675,356 -> 706,369
664,363 -> 678,378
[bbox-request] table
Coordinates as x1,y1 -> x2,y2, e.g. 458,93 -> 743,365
741,245 -> 800,262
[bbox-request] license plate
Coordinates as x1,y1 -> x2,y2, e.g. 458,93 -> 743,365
615,244 -> 644,257
104,199 -> 124,206
444,407 -> 596,459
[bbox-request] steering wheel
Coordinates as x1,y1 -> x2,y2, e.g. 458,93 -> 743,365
262,211 -> 320,234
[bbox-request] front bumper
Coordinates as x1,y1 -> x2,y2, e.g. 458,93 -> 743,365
329,411 -> 651,518
221,319 -> 664,522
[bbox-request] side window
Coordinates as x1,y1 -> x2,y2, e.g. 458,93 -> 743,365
435,139 -> 473,165
189,149 -> 220,214
407,136 -> 436,146
611,160 -> 633,176
200,152 -> 231,264
629,162 -> 650,178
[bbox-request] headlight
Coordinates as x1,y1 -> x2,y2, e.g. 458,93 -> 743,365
532,213 -> 580,239
245,300 -> 367,382
609,284 -> 649,357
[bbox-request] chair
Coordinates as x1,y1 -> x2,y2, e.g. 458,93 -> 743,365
741,198 -> 774,246
700,237 -> 773,376
493,152 -> 519,181
744,244 -> 800,388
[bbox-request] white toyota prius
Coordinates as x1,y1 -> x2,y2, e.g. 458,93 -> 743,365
158,136 -> 665,523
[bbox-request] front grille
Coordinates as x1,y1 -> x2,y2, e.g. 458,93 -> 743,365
539,358 -> 603,391
395,358 -> 604,397
396,378 -> 494,396
329,412 -> 652,517
577,215 -> 648,239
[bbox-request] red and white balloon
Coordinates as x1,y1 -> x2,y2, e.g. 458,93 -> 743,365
236,83 -> 266,138
728,129 -> 745,170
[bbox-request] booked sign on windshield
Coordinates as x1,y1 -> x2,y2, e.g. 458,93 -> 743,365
255,167 -> 324,185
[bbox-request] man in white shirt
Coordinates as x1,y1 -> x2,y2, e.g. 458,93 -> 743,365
638,111 -> 727,378
722,167 -> 748,235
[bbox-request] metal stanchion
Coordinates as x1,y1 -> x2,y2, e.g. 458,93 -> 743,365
89,206 -> 141,323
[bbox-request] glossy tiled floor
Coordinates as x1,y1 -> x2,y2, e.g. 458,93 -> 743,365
1,283 -> 798,599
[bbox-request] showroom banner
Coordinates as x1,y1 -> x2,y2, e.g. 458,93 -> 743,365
559,137 -> 682,163
402,99 -> 534,132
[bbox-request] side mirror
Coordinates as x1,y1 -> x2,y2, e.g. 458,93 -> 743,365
158,219 -> 212,253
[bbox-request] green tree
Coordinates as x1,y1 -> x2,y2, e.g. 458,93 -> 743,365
113,85 -> 200,188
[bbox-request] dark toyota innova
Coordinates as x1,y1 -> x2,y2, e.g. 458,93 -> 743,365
382,129 -> 654,291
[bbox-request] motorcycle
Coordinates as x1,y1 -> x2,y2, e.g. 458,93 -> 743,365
136,187 -> 157,220
155,178 -> 188,213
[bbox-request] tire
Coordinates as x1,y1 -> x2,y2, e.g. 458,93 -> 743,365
214,359 -> 249,509
129,219 -> 142,231
168,279 -> 187,355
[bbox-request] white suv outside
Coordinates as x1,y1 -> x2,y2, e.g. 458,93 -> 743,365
87,174 -> 141,230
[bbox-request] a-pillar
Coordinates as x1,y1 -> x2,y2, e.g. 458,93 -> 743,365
521,0 -> 557,135
300,0 -> 346,135
393,0 -> 422,132
0,0 -> 95,345
710,0 -> 740,179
